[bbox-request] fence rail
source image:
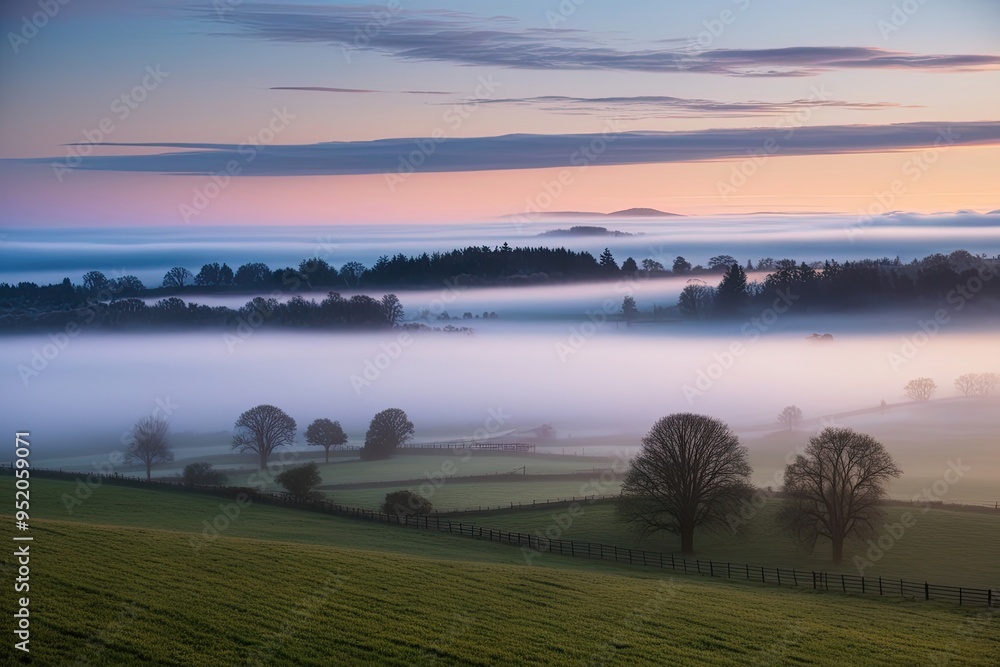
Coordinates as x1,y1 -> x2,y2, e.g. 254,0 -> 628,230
6,466 -> 995,608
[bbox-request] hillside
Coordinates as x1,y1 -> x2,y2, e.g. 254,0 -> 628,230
3,478 -> 999,665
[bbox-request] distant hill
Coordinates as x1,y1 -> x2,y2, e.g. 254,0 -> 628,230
536,226 -> 636,238
524,208 -> 682,219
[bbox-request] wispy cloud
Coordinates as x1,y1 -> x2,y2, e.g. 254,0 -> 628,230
270,86 -> 453,95
472,95 -> 915,119
198,4 -> 1000,76
18,121 -> 1000,177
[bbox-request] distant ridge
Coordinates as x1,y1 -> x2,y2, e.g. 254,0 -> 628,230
536,226 -> 637,238
521,207 -> 683,219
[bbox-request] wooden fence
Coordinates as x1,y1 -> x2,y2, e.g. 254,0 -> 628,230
6,466 -> 995,607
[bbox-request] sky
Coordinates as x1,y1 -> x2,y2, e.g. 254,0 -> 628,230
1,0 -> 999,226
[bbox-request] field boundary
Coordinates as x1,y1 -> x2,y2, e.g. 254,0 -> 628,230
7,466 -> 996,608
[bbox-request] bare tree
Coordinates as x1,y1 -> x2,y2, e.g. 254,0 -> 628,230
955,373 -> 977,396
305,418 -> 348,464
162,266 -> 193,288
617,413 -> 753,554
777,405 -> 803,431
779,427 -> 901,564
232,404 -> 297,471
904,377 -> 937,401
957,372 -> 1000,397
125,415 -> 173,481
976,372 -> 1000,396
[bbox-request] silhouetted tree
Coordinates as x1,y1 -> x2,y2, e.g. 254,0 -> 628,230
125,415 -> 173,481
231,404 -> 297,471
162,267 -> 193,288
621,257 -> 638,275
299,257 -> 337,286
716,263 -> 748,312
305,418 -> 348,463
618,413 -> 753,554
599,248 -> 619,273
779,427 -> 901,564
114,275 -> 145,296
82,270 -> 110,294
340,261 -> 366,287
708,255 -> 738,271
621,295 -> 639,322
641,258 -> 665,272
678,284 -> 714,317
234,262 -> 272,288
183,462 -> 227,486
380,294 -> 405,326
777,405 -> 803,431
274,462 -> 323,501
382,490 -> 433,517
904,377 -> 936,401
672,256 -> 692,273
361,408 -> 414,461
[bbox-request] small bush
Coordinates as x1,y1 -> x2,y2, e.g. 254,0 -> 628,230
382,490 -> 433,517
183,462 -> 227,486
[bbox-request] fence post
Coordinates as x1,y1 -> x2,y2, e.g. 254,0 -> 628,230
746,564 -> 750,580
777,569 -> 781,586
727,563 -> 731,579
709,561 -> 714,577
959,588 -> 962,606
812,571 -> 816,590
761,567 -> 765,584
696,560 -> 701,575
925,582 -> 929,601
989,589 -> 993,608
841,574 -> 846,593
861,576 -> 865,594
671,554 -> 675,570
878,576 -> 882,596
792,569 -> 797,587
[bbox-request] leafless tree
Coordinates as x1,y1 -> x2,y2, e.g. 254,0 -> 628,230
956,372 -> 1000,397
777,405 -> 803,431
232,404 -> 297,471
904,377 -> 936,401
779,427 -> 901,564
162,266 -> 193,288
618,413 -> 753,554
125,415 -> 173,481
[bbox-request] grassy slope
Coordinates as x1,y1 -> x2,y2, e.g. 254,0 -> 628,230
480,501 -> 1000,589
3,477 -> 999,665
4,520 -> 997,666
331,479 -> 618,512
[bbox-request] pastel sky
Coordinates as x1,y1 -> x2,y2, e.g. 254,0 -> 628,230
1,0 -> 999,226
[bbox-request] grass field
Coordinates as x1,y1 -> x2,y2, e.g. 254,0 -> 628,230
331,478 -> 620,512
3,477 -> 999,665
480,500 -> 1000,589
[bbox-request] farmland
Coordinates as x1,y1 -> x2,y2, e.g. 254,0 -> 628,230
2,477 -> 999,665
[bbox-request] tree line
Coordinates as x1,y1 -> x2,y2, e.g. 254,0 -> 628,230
676,250 -> 1000,317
